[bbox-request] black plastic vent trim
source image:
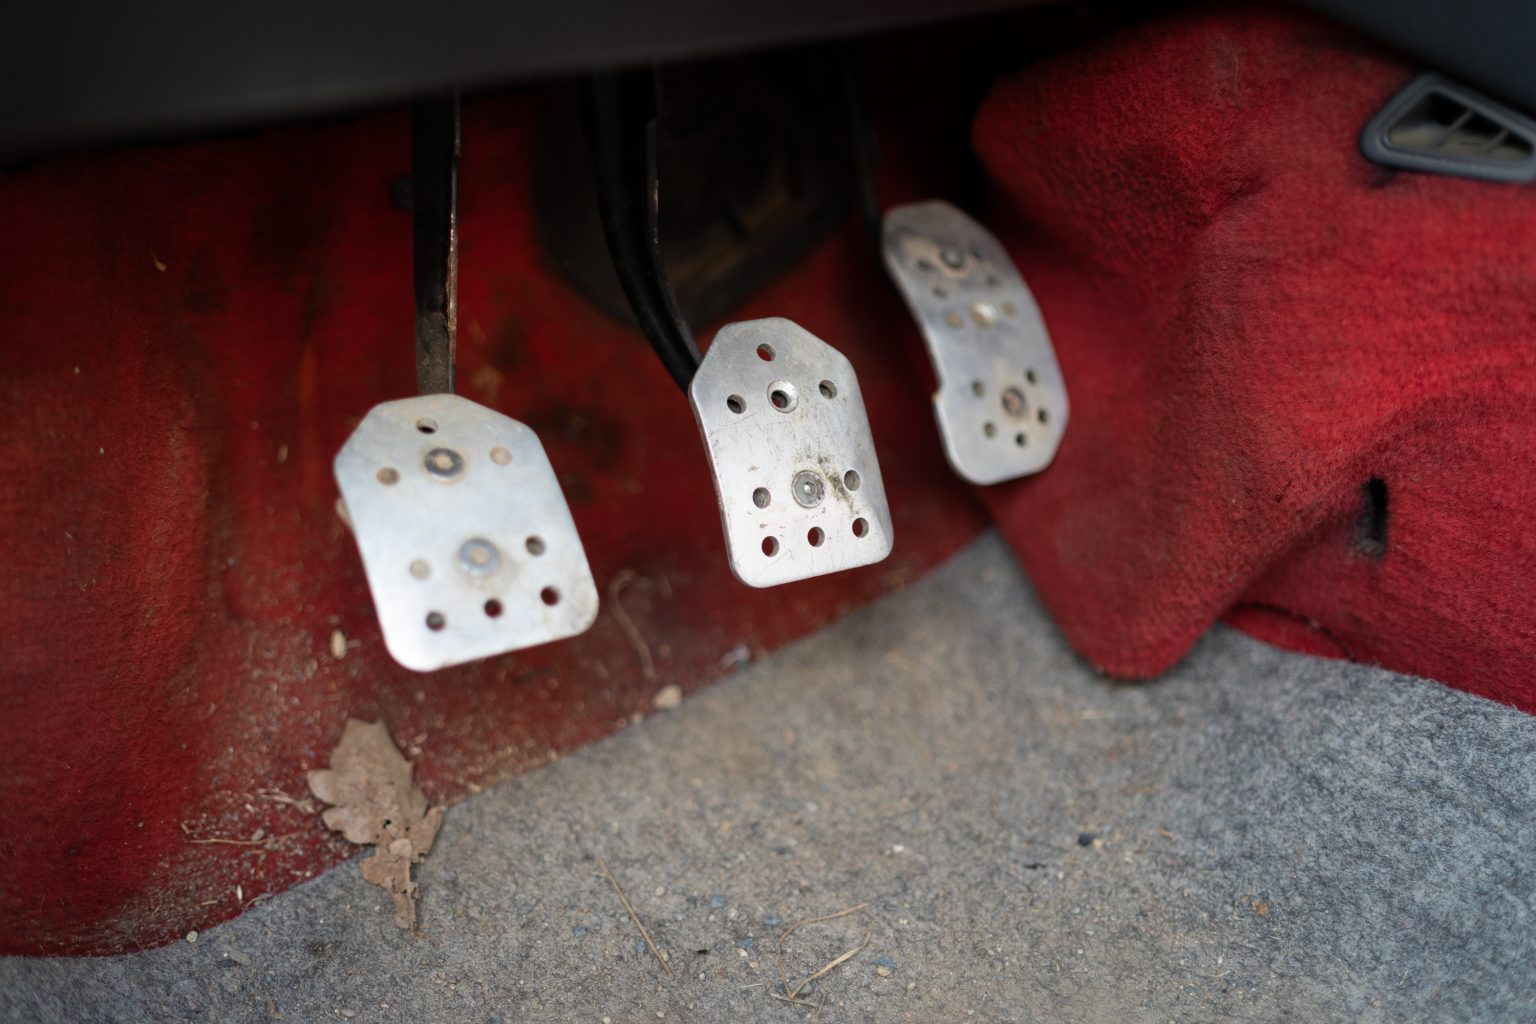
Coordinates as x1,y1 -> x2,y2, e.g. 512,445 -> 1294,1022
1361,72 -> 1536,184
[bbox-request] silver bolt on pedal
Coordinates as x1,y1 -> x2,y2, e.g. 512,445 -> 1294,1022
690,317 -> 894,588
334,396 -> 599,672
882,200 -> 1069,485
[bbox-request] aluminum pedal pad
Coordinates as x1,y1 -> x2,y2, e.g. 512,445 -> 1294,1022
334,394 -> 598,671
690,317 -> 894,588
882,200 -> 1069,485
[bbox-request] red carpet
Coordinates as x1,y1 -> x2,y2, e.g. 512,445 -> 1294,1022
973,7 -> 1536,710
0,98 -> 986,955
4,5 -> 1534,957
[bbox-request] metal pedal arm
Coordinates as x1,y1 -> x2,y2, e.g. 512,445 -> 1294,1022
581,68 -> 702,392
411,93 -> 461,396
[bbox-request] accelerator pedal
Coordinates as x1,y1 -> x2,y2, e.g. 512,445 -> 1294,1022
882,200 -> 1068,485
690,318 -> 893,587
334,394 -> 598,671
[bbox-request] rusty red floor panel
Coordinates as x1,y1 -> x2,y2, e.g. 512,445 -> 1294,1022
0,94 -> 987,955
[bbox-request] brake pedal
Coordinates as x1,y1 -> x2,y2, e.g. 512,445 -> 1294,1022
334,394 -> 599,671
690,317 -> 893,588
882,200 -> 1068,485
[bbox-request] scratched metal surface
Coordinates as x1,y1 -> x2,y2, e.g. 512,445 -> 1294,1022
882,201 -> 1068,485
690,318 -> 894,588
336,394 -> 599,671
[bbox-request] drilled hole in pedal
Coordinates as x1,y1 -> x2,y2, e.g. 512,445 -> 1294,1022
971,380 -> 985,397
768,382 -> 798,412
756,344 -> 775,362
807,526 -> 825,548
852,517 -> 869,538
525,535 -> 546,556
753,487 -> 771,509
416,418 -> 438,434
761,536 -> 779,557
410,559 -> 431,579
843,470 -> 861,492
818,380 -> 838,399
490,446 -> 512,465
983,422 -> 997,439
540,587 -> 561,606
1026,368 -> 1038,384
1038,408 -> 1050,424
1015,432 -> 1027,447
426,611 -> 446,631
484,599 -> 503,618
727,394 -> 746,414
377,467 -> 400,485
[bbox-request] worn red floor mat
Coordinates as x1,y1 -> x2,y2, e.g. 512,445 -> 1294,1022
973,7 -> 1536,710
0,96 -> 987,955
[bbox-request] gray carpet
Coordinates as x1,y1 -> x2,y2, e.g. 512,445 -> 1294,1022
4,534 -> 1533,1024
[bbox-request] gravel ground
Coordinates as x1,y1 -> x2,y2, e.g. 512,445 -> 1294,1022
4,533 -> 1533,1024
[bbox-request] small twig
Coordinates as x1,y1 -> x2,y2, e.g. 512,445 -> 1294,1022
788,925 -> 871,1000
186,831 -> 299,847
608,570 -> 657,682
768,991 -> 819,1008
593,855 -> 672,978
774,902 -> 869,998
257,787 -> 317,815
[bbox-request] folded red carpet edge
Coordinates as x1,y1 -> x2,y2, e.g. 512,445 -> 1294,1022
971,6 -> 1536,711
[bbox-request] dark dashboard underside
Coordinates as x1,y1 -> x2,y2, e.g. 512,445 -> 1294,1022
3,0 -> 1534,159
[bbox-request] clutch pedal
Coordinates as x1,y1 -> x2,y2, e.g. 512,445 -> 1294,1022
882,200 -> 1069,485
690,318 -> 893,588
334,96 -> 597,671
334,394 -> 598,671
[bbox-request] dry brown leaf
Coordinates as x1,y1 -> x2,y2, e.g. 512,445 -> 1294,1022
307,718 -> 443,930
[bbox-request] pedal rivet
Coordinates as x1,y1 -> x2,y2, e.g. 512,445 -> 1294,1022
1001,387 -> 1027,418
425,447 -> 465,478
458,537 -> 502,576
940,248 -> 965,269
792,470 -> 826,508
